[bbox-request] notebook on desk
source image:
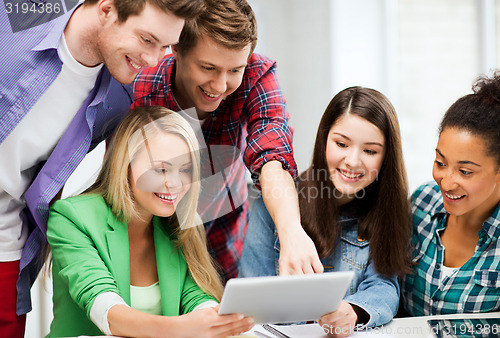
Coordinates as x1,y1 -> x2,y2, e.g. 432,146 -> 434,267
218,271 -> 355,324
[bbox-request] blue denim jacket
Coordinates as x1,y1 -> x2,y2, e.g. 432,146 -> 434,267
239,196 -> 399,327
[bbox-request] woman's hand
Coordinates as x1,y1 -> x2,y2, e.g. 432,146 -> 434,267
318,301 -> 358,337
173,306 -> 254,338
108,304 -> 253,338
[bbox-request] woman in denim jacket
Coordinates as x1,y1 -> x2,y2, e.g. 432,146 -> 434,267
240,87 -> 412,336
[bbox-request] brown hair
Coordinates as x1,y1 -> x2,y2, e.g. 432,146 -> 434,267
84,0 -> 205,22
439,71 -> 500,167
175,0 -> 258,57
298,87 -> 411,276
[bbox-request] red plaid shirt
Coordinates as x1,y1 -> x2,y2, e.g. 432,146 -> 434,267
133,53 -> 297,281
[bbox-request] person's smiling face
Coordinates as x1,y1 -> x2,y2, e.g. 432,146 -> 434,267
172,34 -> 251,117
325,113 -> 385,205
97,1 -> 185,84
130,131 -> 193,222
433,127 -> 500,218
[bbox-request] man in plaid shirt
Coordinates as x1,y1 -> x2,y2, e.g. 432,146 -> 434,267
133,0 -> 323,281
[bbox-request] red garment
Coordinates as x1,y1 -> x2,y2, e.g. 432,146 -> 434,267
0,261 -> 26,338
133,53 -> 297,280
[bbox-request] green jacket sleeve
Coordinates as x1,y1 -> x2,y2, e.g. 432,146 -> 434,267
180,271 -> 217,314
47,197 -> 121,318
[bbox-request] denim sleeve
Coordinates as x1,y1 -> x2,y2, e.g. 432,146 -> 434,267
239,196 -> 280,277
344,263 -> 399,327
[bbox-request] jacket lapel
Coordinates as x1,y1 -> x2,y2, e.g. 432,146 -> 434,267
153,217 -> 181,315
105,209 -> 131,304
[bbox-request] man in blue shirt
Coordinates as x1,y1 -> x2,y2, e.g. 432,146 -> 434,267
0,1 -> 204,336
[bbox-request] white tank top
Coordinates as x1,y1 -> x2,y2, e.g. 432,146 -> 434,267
130,282 -> 162,315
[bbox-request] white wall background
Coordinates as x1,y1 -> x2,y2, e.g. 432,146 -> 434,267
26,1 -> 498,336
251,0 -> 497,192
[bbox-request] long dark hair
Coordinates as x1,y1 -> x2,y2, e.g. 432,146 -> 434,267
298,86 -> 411,276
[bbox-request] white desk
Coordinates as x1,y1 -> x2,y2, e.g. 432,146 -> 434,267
74,312 -> 500,338
248,312 -> 500,338
379,312 -> 499,338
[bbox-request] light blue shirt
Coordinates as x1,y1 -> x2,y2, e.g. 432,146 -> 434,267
0,1 -> 133,315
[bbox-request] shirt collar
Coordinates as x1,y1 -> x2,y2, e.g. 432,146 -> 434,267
166,57 -> 180,110
425,187 -> 447,233
483,203 -> 500,240
429,189 -> 500,240
32,2 -> 83,52
427,189 -> 447,219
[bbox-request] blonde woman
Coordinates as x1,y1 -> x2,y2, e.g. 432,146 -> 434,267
46,106 -> 253,337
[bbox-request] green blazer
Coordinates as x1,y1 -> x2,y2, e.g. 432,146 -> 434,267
46,194 -> 215,337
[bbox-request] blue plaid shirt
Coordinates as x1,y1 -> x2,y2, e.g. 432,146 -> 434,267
402,183 -> 500,316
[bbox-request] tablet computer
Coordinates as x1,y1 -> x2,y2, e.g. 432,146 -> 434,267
218,271 -> 355,324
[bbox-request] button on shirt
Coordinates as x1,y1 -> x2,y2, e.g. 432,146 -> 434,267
402,183 -> 500,316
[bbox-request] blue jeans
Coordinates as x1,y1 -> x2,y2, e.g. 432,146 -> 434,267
239,196 -> 400,327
